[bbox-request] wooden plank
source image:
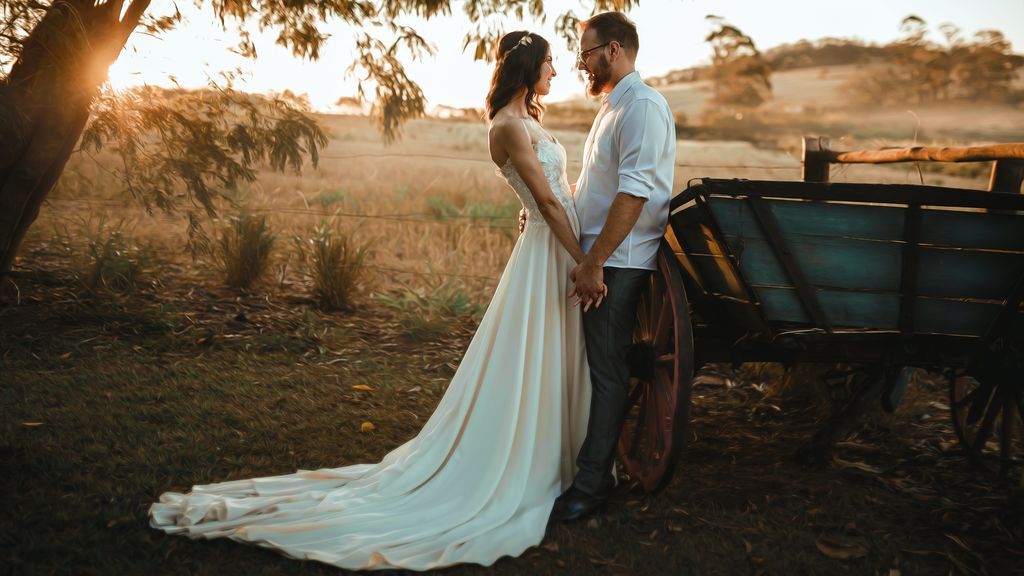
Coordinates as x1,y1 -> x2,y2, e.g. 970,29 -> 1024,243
819,291 -> 899,329
826,143 -> 1024,164
915,299 -> 1001,337
752,287 -> 899,329
708,197 -> 905,242
720,235 -> 902,292
900,205 -> 922,335
752,286 -> 809,324
699,178 -> 1024,212
665,220 -> 707,295
685,253 -> 765,305
919,209 -> 1024,252
917,249 -> 1024,300
747,197 -> 832,332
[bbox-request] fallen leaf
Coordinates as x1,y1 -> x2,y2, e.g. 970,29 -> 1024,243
60,351 -> 72,360
542,542 -> 559,553
928,402 -> 950,411
816,537 -> 867,559
360,422 -> 375,432
406,386 -> 422,393
352,385 -> 374,392
21,421 -> 45,427
944,533 -> 972,552
107,515 -> 133,528
743,539 -> 753,554
832,455 -> 884,474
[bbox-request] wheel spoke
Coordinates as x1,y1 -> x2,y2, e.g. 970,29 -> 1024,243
1001,397 -> 1017,465
652,290 -> 672,353
953,377 -> 982,410
635,295 -> 651,342
630,386 -> 650,455
966,379 -> 997,426
973,390 -> 1004,454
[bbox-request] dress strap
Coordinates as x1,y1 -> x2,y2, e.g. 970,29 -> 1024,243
520,117 -> 557,145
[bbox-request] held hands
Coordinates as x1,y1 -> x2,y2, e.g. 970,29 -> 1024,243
568,260 -> 608,312
518,208 -> 527,234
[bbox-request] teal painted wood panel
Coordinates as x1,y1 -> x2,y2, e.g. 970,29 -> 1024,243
914,299 -> 1001,336
749,286 -> 809,324
723,234 -> 903,292
917,249 -> 1024,300
818,290 -> 900,329
920,209 -> 1024,252
721,235 -> 789,286
752,286 -> 899,328
708,197 -> 906,241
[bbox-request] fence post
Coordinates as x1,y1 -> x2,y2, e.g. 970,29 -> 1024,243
802,136 -> 831,183
989,159 -> 1024,193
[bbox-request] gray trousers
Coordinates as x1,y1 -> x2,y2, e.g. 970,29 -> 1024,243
573,267 -> 651,498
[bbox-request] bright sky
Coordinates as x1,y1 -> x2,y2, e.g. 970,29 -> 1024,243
108,0 -> 1024,112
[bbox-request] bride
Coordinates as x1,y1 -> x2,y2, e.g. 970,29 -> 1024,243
150,31 -> 600,570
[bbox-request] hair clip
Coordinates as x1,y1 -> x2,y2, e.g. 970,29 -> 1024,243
506,34 -> 533,55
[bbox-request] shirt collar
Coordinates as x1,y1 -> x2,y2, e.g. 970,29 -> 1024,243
605,71 -> 641,108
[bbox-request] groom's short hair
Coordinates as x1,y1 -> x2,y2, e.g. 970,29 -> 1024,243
580,12 -> 639,56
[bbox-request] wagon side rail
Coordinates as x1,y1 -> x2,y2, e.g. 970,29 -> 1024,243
801,138 -> 1024,193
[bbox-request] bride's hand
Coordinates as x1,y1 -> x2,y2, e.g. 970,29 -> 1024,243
518,208 -> 527,234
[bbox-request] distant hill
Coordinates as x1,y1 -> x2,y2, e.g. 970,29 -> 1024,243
650,39 -> 889,86
649,37 -> 1022,86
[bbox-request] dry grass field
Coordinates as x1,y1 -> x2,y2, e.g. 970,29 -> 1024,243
3,76 -> 1023,574
32,103 -> 1005,305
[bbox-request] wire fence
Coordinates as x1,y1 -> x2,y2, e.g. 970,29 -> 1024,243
42,154 -> 805,284
317,151 -> 803,172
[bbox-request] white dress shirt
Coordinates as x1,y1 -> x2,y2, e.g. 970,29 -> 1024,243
574,71 -> 675,270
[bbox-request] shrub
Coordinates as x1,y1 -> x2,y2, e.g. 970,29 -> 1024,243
217,213 -> 276,289
85,228 -> 149,293
299,224 -> 369,311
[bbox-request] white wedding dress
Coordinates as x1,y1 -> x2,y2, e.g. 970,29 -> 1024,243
149,118 -> 592,571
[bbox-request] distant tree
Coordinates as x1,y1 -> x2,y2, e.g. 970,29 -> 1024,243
845,15 -> 1021,107
952,29 -> 1021,101
0,0 -> 639,276
704,15 -> 772,109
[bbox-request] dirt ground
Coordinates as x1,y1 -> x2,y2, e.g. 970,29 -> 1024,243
2,245 -> 1023,576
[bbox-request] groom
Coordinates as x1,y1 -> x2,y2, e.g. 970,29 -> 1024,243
553,11 -> 675,522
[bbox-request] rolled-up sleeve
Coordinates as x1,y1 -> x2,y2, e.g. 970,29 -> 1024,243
615,98 -> 668,200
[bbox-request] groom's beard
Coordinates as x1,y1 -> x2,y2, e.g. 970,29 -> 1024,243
586,55 -> 612,97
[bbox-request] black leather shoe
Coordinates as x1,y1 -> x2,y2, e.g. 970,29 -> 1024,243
550,486 -> 606,523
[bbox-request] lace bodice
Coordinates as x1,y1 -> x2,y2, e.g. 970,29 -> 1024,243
495,120 -> 576,225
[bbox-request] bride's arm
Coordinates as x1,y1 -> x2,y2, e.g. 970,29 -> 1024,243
495,123 -> 586,264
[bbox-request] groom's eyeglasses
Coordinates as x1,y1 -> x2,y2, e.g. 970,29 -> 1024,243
575,42 -> 610,68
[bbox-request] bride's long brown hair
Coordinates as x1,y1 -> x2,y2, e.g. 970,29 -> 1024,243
485,31 -> 549,122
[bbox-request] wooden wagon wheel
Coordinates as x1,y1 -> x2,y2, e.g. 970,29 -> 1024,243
617,241 -> 695,493
949,364 -> 1023,477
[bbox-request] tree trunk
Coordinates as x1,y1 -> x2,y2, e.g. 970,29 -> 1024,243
0,0 -> 150,276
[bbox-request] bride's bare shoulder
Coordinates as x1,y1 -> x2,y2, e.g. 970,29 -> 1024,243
488,114 -> 527,145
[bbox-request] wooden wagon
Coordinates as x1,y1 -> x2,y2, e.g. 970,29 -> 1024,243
618,140 -> 1024,492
